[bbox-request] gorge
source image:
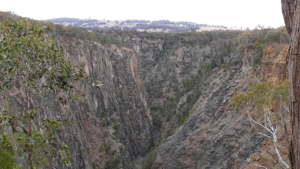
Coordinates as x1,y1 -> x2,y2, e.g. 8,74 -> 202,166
0,11 -> 291,169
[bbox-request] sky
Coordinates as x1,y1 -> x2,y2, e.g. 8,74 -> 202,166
1,0 -> 285,29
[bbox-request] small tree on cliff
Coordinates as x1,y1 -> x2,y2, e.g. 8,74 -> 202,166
232,81 -> 290,168
0,20 -> 86,168
281,0 -> 300,168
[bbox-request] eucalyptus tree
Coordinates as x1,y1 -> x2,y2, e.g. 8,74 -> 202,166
282,0 -> 300,168
0,20 -> 86,168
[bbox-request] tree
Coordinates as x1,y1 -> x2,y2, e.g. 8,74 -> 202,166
232,81 -> 290,168
0,20 -> 86,168
281,0 -> 300,168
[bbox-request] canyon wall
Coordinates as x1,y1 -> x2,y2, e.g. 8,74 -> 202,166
55,32 -> 288,168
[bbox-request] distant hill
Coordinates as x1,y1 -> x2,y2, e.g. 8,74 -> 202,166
44,18 -> 237,33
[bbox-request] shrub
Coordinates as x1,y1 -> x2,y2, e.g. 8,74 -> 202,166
253,56 -> 262,67
231,80 -> 289,111
142,148 -> 158,169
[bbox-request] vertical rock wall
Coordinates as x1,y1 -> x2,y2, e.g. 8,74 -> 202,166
52,37 -> 154,168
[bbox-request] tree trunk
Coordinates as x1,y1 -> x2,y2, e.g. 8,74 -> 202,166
282,0 -> 300,168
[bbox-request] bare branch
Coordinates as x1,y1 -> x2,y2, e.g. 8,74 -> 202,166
247,110 -> 272,134
247,108 -> 290,168
254,163 -> 268,169
283,103 -> 289,113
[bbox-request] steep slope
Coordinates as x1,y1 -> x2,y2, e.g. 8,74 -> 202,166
57,37 -> 154,168
151,44 -> 289,169
126,32 -> 243,143
243,44 -> 290,169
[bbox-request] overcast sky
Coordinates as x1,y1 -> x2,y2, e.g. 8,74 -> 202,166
1,0 -> 285,29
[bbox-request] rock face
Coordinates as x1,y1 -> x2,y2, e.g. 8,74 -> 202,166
54,32 -> 288,168
242,44 -> 290,169
151,44 -> 289,169
54,31 -> 262,168
261,45 -> 289,85
1,26 -> 289,168
152,67 -> 264,169
117,32 -> 264,168
124,32 -> 244,142
0,12 -> 292,168
51,37 -> 154,168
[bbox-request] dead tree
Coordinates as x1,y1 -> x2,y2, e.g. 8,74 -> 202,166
247,107 -> 290,169
281,0 -> 300,168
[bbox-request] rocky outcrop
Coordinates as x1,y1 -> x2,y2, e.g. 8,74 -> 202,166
261,45 -> 289,85
242,44 -> 290,169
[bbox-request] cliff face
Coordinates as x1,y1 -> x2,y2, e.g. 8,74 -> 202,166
243,44 -> 289,169
151,44 -> 289,169
151,57 -> 262,169
55,32 -> 288,168
0,12 -> 292,168
123,33 -> 244,143
2,28 -> 288,168
49,37 -> 153,168
261,45 -> 289,85
54,32 -> 253,168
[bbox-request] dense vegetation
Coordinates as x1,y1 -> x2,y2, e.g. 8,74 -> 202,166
0,19 -> 87,168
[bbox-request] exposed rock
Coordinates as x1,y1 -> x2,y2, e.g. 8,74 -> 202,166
37,37 -> 154,168
261,45 -> 289,85
151,44 -> 289,169
0,22 -> 290,168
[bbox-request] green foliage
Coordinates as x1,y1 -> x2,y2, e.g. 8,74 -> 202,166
177,89 -> 201,125
235,27 -> 289,68
238,27 -> 290,51
184,80 -> 195,93
104,156 -> 121,169
100,143 -> 111,154
231,81 -> 289,110
0,20 -> 84,168
142,148 -> 158,169
0,20 -> 74,92
59,142 -> 72,167
253,56 -> 262,67
0,135 -> 17,169
150,105 -> 163,111
220,56 -> 224,65
101,111 -> 108,118
0,11 -> 24,23
210,59 -> 217,70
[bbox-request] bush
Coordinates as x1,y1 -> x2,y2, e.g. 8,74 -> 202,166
142,148 -> 158,169
105,157 -> 121,169
231,81 -> 289,111
253,56 -> 262,67
211,59 -> 217,70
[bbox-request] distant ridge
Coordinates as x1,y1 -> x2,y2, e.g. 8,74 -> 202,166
44,18 -> 239,33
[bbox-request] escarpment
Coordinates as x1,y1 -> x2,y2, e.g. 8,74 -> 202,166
40,37 -> 154,168
54,30 -> 289,168
0,13 -> 290,168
